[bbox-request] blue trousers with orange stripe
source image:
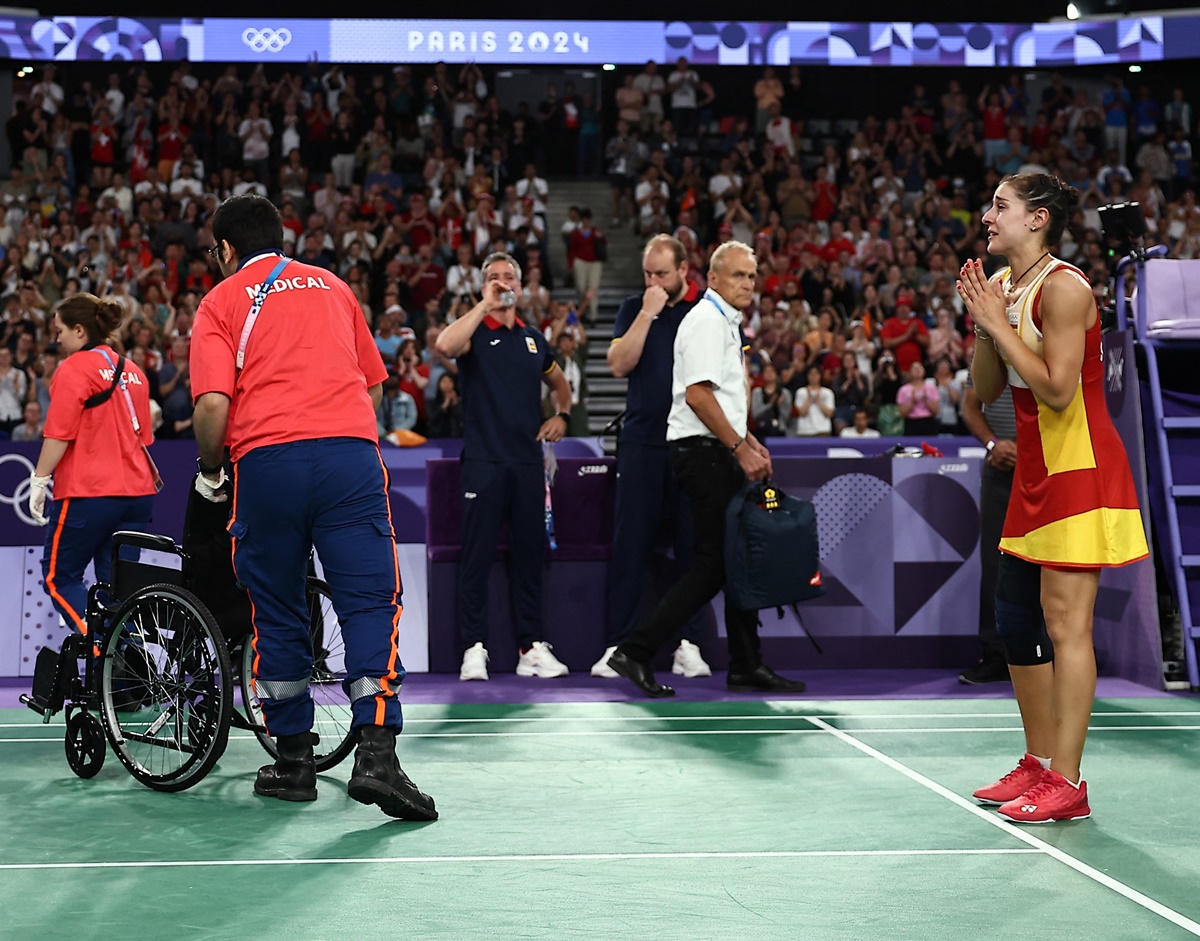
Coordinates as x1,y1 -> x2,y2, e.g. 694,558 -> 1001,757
42,495 -> 154,635
229,437 -> 405,737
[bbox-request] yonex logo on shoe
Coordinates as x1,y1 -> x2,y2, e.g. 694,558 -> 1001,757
1021,804 -> 1038,813
464,491 -> 477,499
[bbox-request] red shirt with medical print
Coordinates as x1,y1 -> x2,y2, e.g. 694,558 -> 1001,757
189,252 -> 387,461
43,345 -> 156,498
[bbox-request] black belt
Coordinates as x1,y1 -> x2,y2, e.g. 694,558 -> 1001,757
670,435 -> 726,451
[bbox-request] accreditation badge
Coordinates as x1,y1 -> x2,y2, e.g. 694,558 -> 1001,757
526,337 -> 538,354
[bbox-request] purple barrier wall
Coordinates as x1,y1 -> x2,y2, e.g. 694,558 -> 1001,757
422,453 -> 985,673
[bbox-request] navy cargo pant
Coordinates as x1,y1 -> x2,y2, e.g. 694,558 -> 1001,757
42,495 -> 154,635
457,458 -> 544,650
230,437 -> 404,737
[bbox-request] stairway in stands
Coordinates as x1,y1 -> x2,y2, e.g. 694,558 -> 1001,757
544,178 -> 645,439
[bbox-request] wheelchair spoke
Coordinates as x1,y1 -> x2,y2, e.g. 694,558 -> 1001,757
99,583 -> 232,790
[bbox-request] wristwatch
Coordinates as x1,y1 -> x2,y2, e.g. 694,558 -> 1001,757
985,438 -> 997,454
556,411 -> 571,425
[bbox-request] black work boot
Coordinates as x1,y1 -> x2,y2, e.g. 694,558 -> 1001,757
347,725 -> 438,820
254,731 -> 318,802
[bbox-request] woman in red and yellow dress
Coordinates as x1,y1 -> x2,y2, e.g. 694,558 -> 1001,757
958,172 -> 1147,823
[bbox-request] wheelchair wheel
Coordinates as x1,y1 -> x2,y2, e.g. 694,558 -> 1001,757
242,577 -> 356,772
98,583 -> 233,792
64,709 -> 106,779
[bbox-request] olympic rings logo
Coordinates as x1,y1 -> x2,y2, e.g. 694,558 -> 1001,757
242,28 -> 293,53
0,453 -> 37,527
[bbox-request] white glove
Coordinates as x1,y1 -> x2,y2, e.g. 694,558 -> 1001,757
28,474 -> 51,526
194,468 -> 229,503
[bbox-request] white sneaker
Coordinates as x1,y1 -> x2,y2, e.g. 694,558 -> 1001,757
591,646 -> 619,678
672,639 -> 712,678
516,641 -> 570,678
459,643 -> 489,681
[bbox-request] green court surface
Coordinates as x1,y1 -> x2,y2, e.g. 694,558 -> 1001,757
2,697 -> 1199,940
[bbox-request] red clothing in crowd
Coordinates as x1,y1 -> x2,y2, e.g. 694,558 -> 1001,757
879,314 -> 929,372
403,212 -> 437,253
567,226 -> 605,265
982,104 -> 1007,141
820,236 -> 857,263
763,271 -> 801,299
90,121 -> 117,166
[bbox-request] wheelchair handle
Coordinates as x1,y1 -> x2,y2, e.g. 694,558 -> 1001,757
112,531 -> 183,556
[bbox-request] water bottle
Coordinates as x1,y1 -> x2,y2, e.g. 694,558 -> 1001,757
499,289 -> 517,307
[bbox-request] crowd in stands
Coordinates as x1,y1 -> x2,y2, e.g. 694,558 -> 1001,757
0,57 -> 1194,444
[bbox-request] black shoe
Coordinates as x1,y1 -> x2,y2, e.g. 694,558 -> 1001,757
255,731 -> 318,802
958,659 -> 1011,685
608,650 -> 675,698
727,665 -> 807,694
347,726 -> 438,821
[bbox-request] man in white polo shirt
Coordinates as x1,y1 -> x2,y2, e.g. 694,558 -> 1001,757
607,240 -> 809,697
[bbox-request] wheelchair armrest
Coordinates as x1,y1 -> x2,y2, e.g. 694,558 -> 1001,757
112,531 -> 181,556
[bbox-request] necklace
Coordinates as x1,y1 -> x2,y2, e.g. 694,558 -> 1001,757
1007,251 -> 1050,293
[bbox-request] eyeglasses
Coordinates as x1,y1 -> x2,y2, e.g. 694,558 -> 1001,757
207,243 -> 223,261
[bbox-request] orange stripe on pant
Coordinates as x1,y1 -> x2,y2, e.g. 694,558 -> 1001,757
229,463 -> 267,735
45,498 -> 88,635
375,446 -> 403,726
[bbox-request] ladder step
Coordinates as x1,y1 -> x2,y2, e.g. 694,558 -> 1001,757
1173,485 -> 1200,498
1183,555 -> 1200,567
1164,417 -> 1200,429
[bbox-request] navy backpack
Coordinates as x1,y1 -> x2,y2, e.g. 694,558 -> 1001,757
725,481 -> 825,644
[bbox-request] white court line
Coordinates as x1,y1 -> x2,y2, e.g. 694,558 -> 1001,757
2,710 -> 1197,730
3,725 -> 1200,745
806,716 -> 1200,938
0,847 -> 1041,873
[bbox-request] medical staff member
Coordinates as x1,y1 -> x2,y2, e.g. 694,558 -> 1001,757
608,241 -> 809,698
435,251 -> 574,682
30,294 -> 156,636
190,194 -> 435,820
593,234 -> 711,680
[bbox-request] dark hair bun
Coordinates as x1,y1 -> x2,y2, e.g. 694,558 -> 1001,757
95,298 -> 125,335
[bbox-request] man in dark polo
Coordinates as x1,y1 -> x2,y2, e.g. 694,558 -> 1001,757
594,234 -> 711,681
435,251 -> 574,682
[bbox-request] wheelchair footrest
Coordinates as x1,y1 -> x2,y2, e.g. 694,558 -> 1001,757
28,635 -> 86,718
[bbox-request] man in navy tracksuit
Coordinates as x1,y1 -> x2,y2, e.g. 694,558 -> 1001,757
593,234 -> 712,679
435,251 -> 574,681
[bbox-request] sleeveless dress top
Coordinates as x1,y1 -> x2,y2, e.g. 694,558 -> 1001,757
994,256 -> 1148,567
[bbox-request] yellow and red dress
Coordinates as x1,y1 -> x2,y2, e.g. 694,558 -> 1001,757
994,257 -> 1148,568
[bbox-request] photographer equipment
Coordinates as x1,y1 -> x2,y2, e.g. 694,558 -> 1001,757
1098,202 -> 1147,332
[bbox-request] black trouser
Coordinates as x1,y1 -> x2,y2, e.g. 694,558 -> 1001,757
458,459 -> 543,650
979,461 -> 1015,662
605,441 -> 699,646
617,438 -> 762,674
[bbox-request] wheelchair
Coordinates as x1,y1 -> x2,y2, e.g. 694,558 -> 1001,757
21,531 -> 355,791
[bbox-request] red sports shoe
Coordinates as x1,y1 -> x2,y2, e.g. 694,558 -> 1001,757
973,754 -> 1046,805
997,770 -> 1091,823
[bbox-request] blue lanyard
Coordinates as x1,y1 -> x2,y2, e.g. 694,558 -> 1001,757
236,257 -> 291,371
94,348 -> 141,433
